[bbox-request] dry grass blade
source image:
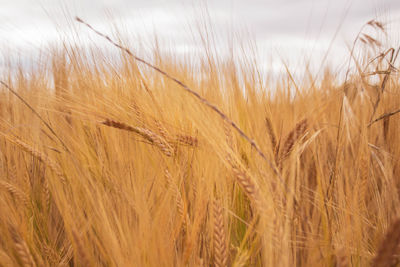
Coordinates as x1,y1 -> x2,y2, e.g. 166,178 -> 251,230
372,218 -> 400,267
213,200 -> 228,267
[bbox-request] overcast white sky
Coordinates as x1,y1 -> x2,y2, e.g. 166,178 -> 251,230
1,0 -> 399,77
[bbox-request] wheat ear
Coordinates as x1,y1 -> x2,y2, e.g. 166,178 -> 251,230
0,181 -> 29,206
265,117 -> 277,150
3,136 -> 65,183
165,169 -> 188,226
9,225 -> 36,267
280,119 -> 308,160
176,134 -> 199,147
102,119 -> 174,156
213,199 -> 228,267
43,177 -> 51,211
226,154 -> 263,213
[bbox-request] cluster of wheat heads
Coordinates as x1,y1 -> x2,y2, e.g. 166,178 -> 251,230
0,18 -> 400,266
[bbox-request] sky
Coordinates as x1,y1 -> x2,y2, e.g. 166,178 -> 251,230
0,0 -> 399,78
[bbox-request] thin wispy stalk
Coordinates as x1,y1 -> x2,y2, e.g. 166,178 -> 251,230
368,108 -> 400,127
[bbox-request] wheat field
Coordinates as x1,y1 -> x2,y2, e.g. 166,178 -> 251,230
0,18 -> 399,266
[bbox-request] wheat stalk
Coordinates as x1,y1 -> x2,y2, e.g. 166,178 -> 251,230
71,230 -> 90,267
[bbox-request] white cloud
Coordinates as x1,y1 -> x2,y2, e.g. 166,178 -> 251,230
0,0 -> 399,77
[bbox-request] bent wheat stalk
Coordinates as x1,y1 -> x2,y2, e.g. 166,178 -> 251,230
75,17 -> 279,175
